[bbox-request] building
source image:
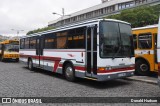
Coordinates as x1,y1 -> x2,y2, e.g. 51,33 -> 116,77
48,0 -> 160,27
101,0 -> 112,3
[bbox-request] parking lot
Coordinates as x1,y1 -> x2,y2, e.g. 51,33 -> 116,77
0,61 -> 159,98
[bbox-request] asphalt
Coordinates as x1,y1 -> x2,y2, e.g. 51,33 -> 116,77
125,75 -> 158,85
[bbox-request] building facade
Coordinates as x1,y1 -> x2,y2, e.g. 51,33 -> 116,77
48,0 -> 160,27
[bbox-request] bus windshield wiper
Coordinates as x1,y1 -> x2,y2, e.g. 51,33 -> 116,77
112,46 -> 122,59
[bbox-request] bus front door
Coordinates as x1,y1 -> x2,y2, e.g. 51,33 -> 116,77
36,36 -> 44,68
85,26 -> 97,78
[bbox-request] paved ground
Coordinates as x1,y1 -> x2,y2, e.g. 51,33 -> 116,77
0,61 -> 160,105
126,75 -> 157,85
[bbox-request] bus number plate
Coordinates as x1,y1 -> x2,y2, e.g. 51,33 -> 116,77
118,73 -> 126,77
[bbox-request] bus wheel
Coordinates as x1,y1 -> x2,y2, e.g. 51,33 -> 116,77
28,59 -> 34,71
64,64 -> 76,82
16,58 -> 19,62
0,57 -> 4,62
135,60 -> 149,76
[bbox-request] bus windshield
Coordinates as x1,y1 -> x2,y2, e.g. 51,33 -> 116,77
99,21 -> 134,58
4,44 -> 19,52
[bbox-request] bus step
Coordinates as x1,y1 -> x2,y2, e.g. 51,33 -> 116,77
84,77 -> 97,81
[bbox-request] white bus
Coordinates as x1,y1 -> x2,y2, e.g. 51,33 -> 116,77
19,19 -> 135,81
157,16 -> 160,86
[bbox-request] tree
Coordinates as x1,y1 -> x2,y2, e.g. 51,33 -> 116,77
106,5 -> 160,28
27,26 -> 55,35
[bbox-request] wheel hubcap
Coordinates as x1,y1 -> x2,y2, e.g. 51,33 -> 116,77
66,67 -> 73,77
140,64 -> 148,72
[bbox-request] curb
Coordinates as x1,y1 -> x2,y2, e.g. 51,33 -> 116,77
124,77 -> 158,85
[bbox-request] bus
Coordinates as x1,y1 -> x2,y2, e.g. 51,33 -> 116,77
157,16 -> 160,86
132,25 -> 158,76
0,40 -> 19,62
19,19 -> 135,82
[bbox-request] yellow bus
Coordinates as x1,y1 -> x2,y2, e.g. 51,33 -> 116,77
132,25 -> 158,75
157,16 -> 160,86
0,40 -> 19,62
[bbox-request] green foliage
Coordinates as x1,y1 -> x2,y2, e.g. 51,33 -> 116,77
27,26 -> 55,35
106,5 -> 160,28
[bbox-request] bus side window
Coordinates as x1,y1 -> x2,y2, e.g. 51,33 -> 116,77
154,33 -> 157,49
138,33 -> 152,49
133,34 -> 137,49
24,38 -> 30,49
20,39 -> 25,49
67,27 -> 85,49
56,31 -> 67,49
67,29 -> 75,48
30,37 -> 36,49
93,26 -> 97,51
44,33 -> 56,49
76,27 -> 85,49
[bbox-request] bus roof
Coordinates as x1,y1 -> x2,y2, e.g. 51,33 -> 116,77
132,24 -> 158,31
21,19 -> 131,39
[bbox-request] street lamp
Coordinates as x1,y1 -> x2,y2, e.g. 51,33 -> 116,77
53,8 -> 71,17
52,12 -> 63,16
11,29 -> 24,36
52,8 -> 71,26
52,12 -> 71,17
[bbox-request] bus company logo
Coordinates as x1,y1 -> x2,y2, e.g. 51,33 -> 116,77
68,54 -> 75,57
2,98 -> 11,103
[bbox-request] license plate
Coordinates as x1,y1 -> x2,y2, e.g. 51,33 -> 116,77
118,73 -> 126,77
12,58 -> 16,59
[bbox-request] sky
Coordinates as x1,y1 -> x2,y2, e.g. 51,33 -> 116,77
0,0 -> 101,36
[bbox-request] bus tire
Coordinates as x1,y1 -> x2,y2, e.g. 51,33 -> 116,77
0,56 -> 4,62
28,59 -> 34,71
135,60 -> 149,76
64,63 -> 76,82
16,58 -> 19,62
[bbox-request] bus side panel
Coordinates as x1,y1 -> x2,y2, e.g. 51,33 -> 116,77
133,28 -> 158,73
157,17 -> 160,86
42,50 -> 86,78
19,50 -> 36,66
157,47 -> 160,86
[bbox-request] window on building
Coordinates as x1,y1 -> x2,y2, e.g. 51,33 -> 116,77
122,3 -> 126,9
142,0 -> 147,3
118,4 -> 122,10
107,7 -> 111,12
130,2 -> 134,7
138,33 -> 152,49
126,3 -> 130,8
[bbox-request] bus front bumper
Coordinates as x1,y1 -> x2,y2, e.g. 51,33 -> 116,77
93,70 -> 135,81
